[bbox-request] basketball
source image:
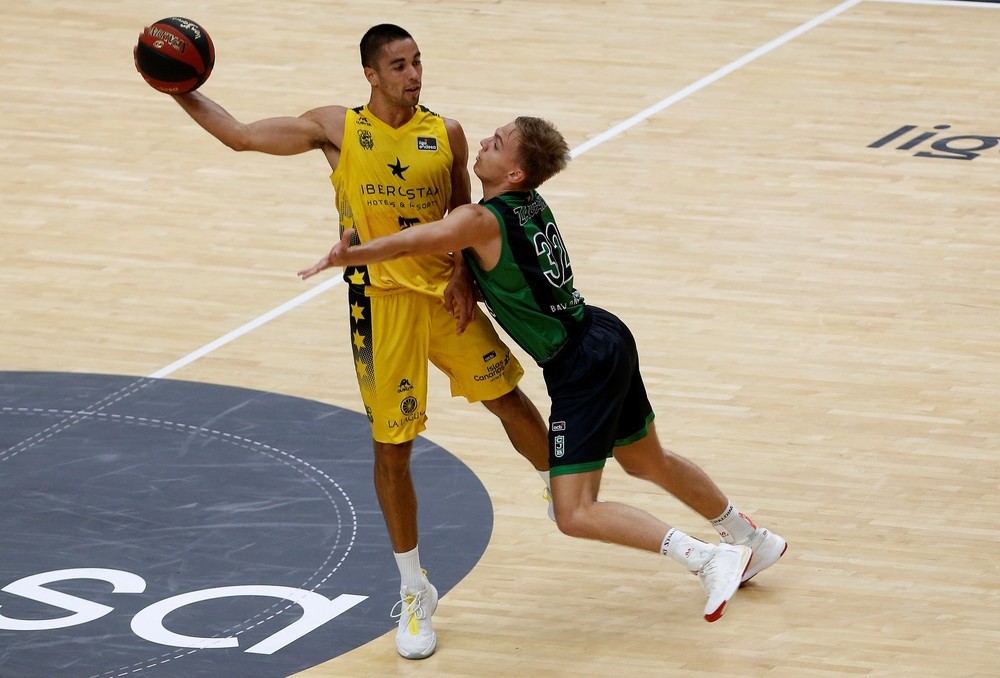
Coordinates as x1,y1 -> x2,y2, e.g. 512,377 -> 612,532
134,17 -> 215,94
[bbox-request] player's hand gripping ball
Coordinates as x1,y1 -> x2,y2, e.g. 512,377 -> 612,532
134,17 -> 215,94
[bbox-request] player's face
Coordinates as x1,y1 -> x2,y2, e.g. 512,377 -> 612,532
474,121 -> 521,183
368,39 -> 422,107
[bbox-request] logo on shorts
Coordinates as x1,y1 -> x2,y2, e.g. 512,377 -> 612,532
417,136 -> 438,151
398,379 -> 413,393
400,396 -> 418,416
554,435 -> 565,458
551,421 -> 566,432
482,350 -> 497,362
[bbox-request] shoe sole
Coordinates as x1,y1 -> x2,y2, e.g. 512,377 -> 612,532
704,547 -> 752,622
741,537 -> 788,584
397,638 -> 437,659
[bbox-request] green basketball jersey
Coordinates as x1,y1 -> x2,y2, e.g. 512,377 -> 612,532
466,191 -> 587,363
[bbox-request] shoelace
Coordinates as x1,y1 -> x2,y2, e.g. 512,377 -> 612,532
697,550 -> 726,594
391,590 -> 428,635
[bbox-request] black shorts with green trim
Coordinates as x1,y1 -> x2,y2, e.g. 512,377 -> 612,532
542,306 -> 654,477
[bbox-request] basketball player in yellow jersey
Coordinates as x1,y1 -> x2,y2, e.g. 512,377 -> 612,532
167,23 -> 550,659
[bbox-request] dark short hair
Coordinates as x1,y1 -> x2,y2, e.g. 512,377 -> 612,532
513,117 -> 571,189
359,24 -> 413,68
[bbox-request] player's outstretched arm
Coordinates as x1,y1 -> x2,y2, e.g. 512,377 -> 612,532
298,205 -> 501,280
173,92 -> 343,156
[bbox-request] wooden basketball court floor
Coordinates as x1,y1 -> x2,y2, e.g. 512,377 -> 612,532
2,0 -> 999,675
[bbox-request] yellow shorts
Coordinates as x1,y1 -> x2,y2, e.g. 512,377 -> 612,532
348,285 -> 524,444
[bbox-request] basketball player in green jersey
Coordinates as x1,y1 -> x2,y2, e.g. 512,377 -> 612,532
300,116 -> 788,625
166,25 -> 551,659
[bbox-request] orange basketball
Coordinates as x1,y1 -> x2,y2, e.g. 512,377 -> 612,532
134,17 -> 215,94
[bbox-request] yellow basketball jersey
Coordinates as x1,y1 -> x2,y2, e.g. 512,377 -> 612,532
331,105 -> 455,296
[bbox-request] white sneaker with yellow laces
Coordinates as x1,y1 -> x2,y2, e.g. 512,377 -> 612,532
391,578 -> 438,659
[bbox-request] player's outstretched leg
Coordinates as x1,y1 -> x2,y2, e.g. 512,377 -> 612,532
614,425 -> 787,584
481,387 -> 553,519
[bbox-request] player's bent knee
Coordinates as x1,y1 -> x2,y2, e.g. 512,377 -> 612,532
553,508 -> 592,539
619,460 -> 656,481
480,387 -> 523,416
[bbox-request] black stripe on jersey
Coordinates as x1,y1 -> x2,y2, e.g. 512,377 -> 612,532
497,193 -> 578,337
500,196 -> 549,298
417,104 -> 441,118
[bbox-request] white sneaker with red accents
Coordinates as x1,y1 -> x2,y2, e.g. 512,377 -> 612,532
735,528 -> 787,583
697,543 -> 751,622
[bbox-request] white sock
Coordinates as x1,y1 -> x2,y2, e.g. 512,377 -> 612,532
710,502 -> 757,544
538,469 -> 551,491
394,546 -> 426,593
661,528 -> 716,572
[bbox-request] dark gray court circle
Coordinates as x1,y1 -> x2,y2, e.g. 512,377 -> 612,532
0,372 -> 492,677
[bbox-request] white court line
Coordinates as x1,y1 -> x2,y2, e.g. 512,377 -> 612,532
149,0 -> 869,380
571,0 -> 863,157
148,275 -> 343,379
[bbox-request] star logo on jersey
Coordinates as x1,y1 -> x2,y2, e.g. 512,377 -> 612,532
347,268 -> 367,286
350,302 -> 366,322
355,357 -> 368,379
387,157 -> 409,179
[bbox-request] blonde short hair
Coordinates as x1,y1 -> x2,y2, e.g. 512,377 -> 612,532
513,117 -> 571,189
